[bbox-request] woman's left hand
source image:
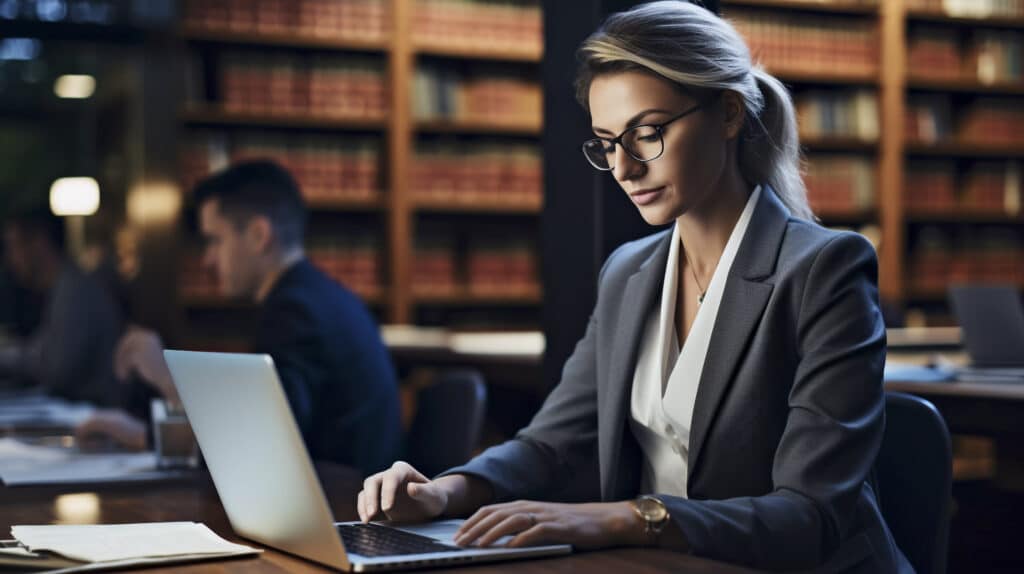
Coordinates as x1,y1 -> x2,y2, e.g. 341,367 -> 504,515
453,500 -> 645,550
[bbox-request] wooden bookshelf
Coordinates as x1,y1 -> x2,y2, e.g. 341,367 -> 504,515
181,108 -> 388,131
415,119 -> 543,136
723,0 -> 879,16
773,69 -> 881,86
412,287 -> 543,306
415,43 -> 542,62
802,136 -> 879,153
816,208 -> 879,223
176,0 -> 544,330
180,26 -> 390,52
904,142 -> 1024,158
414,197 -> 542,214
905,10 -> 1024,29
906,77 -> 1024,96
906,210 -> 1024,223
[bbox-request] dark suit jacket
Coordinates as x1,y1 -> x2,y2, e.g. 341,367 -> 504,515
255,260 -> 401,477
446,187 -> 912,572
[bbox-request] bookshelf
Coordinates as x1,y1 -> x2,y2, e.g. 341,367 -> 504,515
723,0 -> 1024,326
176,0 -> 543,338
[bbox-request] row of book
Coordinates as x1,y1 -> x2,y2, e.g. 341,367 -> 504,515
410,143 -> 541,205
181,132 -> 381,201
412,240 -> 539,297
182,0 -> 389,41
307,239 -> 382,297
412,66 -> 541,126
909,228 -> 1024,292
906,0 -> 1024,18
217,53 -> 387,118
413,0 -> 542,54
905,96 -> 1023,145
804,156 -> 875,214
905,161 -> 1022,213
908,27 -> 1023,84
728,11 -> 878,76
795,89 -> 879,141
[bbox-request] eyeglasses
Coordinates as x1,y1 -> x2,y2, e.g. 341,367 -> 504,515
581,104 -> 703,171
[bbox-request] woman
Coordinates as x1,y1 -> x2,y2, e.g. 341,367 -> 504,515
359,3 -> 910,571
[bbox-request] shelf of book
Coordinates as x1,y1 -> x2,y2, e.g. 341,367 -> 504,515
906,77 -> 1024,96
415,119 -> 542,136
181,108 -> 389,131
415,43 -> 542,62
180,26 -> 390,52
723,0 -> 879,16
802,137 -> 879,153
815,208 -> 879,223
905,10 -> 1024,29
307,197 -> 385,212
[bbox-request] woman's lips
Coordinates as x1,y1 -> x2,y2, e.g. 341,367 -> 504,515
629,186 -> 665,206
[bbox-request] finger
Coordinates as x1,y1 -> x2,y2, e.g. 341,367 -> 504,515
508,522 -> 556,548
380,463 -> 412,513
474,514 -> 536,548
455,500 -> 523,538
362,474 -> 383,521
454,507 -> 515,547
356,490 -> 366,522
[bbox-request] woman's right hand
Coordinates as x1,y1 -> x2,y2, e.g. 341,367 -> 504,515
357,461 -> 448,523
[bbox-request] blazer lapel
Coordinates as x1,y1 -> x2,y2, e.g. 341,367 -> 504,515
600,230 -> 671,500
687,187 -> 790,482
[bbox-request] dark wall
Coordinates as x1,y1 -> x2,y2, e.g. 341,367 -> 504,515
540,0 -> 720,389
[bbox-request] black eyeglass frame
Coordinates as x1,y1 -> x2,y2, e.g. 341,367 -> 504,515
581,103 -> 704,171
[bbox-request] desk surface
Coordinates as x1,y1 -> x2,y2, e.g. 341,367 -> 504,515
886,379 -> 1024,402
0,464 -> 756,573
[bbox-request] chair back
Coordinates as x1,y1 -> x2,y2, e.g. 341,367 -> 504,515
407,369 -> 487,477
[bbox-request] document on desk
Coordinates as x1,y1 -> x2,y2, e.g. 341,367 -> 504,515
0,438 -> 182,486
8,522 -> 260,573
0,395 -> 94,429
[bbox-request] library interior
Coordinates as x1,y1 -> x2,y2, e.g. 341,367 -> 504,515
1,0 -> 1023,573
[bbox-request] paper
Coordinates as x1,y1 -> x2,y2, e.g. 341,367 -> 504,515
0,395 -> 94,429
12,522 -> 258,564
0,438 -> 180,486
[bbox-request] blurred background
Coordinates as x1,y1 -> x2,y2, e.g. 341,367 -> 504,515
0,0 -> 1022,571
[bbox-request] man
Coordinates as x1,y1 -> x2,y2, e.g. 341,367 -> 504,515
111,160 -> 402,476
0,210 -> 125,406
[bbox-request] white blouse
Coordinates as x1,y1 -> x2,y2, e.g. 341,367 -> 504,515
628,185 -> 762,498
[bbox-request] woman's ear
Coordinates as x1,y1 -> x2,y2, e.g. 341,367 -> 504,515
721,90 -> 745,140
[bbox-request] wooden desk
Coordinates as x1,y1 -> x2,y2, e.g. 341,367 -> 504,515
0,464 -> 756,573
885,379 -> 1024,437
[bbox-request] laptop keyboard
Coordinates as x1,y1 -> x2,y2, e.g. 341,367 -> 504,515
337,523 -> 463,557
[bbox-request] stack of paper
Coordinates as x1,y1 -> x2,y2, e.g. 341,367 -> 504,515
4,522 -> 259,573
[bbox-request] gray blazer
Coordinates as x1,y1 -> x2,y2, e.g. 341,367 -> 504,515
446,187 -> 912,573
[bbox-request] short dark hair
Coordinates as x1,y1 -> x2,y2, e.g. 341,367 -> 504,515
5,208 -> 66,251
193,160 -> 307,248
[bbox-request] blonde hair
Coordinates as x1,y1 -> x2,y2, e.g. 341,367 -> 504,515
575,1 -> 813,220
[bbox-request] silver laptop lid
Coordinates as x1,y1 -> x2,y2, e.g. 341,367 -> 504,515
164,350 -> 350,571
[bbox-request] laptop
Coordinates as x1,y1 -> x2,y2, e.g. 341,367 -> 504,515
163,350 -> 571,572
948,284 -> 1024,380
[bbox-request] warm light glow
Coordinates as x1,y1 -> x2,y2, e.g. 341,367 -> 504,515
54,74 -> 96,99
54,493 -> 101,524
127,181 -> 182,225
50,177 -> 100,216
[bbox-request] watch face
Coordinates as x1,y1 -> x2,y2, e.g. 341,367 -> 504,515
637,496 -> 668,522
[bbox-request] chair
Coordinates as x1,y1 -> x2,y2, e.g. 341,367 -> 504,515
407,369 -> 488,477
876,392 -> 953,574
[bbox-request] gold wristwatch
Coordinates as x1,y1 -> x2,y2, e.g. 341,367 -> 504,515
631,495 -> 670,540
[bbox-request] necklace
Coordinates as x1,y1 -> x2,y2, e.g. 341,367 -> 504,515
682,248 -> 707,304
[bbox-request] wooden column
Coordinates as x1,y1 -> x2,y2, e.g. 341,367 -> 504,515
879,0 -> 906,305
387,0 -> 414,324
